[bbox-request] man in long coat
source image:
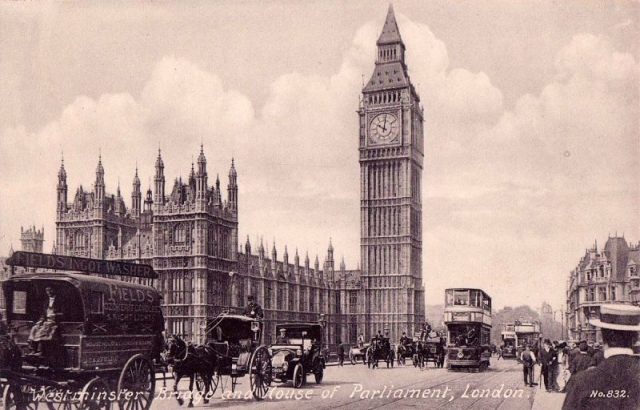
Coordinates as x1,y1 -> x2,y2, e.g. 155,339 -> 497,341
562,304 -> 640,410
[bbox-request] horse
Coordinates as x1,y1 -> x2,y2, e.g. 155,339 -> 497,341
166,335 -> 217,407
0,335 -> 22,370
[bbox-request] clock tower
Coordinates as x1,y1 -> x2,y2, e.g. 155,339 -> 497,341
358,5 -> 425,338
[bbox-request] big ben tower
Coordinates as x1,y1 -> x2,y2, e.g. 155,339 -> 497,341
359,5 -> 425,338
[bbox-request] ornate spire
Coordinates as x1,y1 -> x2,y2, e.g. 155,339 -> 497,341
229,157 -> 237,177
133,165 -> 140,188
155,148 -> 164,170
96,153 -> 104,177
377,4 -> 403,46
58,154 -> 67,180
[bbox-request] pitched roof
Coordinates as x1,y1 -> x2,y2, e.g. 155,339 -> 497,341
377,4 -> 403,46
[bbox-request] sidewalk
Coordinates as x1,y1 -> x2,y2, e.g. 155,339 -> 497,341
532,389 -> 565,410
530,365 -> 566,410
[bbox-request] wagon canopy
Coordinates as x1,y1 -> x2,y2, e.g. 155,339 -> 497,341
2,272 -> 163,334
207,314 -> 261,342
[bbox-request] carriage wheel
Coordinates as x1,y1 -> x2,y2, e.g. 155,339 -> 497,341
248,345 -> 271,400
117,354 -> 155,410
195,372 -> 219,398
79,377 -> 110,410
3,384 -> 40,410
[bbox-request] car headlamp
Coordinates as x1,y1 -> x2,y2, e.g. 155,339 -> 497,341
457,351 -> 464,359
296,349 -> 302,356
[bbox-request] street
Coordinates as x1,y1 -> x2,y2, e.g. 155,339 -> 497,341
151,359 -> 565,409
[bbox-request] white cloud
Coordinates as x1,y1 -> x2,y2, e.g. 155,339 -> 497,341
0,15 -> 637,310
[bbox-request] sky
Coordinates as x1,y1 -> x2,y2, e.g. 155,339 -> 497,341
0,0 -> 638,312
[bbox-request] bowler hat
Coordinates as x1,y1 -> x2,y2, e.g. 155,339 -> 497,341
589,304 -> 640,331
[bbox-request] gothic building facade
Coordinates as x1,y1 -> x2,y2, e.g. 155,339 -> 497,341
54,5 -> 424,345
54,148 -> 362,344
358,4 -> 425,338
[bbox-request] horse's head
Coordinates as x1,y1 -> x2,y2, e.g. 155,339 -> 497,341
166,335 -> 187,364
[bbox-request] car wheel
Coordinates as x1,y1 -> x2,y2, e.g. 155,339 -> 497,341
293,363 -> 305,388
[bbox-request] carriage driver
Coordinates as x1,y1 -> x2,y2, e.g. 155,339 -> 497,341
400,332 -> 409,347
28,286 -> 63,357
276,328 -> 288,344
243,295 -> 264,319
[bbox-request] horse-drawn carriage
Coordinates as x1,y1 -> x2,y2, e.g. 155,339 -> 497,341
422,333 -> 446,368
269,322 -> 325,388
348,343 -> 368,365
0,251 -> 163,410
205,313 -> 271,400
367,337 -> 394,368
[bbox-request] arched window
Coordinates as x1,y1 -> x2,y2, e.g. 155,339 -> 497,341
174,225 -> 186,243
75,232 -> 85,248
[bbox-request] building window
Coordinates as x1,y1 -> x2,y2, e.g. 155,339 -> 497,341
309,288 -> 316,312
277,282 -> 285,310
611,286 -> 616,301
265,282 -> 272,310
288,288 -> 295,312
598,287 -> 606,301
349,291 -> 358,313
236,279 -> 244,307
174,225 -> 186,243
587,288 -> 595,302
335,292 -> 341,314
319,290 -> 324,314
630,266 -> 637,277
75,232 -> 86,248
300,288 -> 307,312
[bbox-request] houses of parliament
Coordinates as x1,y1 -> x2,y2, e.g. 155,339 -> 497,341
53,5 -> 425,345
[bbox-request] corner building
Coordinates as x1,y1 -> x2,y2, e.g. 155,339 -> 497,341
359,5 -> 426,338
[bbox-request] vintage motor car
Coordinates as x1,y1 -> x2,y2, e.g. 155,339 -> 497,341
269,322 -> 325,388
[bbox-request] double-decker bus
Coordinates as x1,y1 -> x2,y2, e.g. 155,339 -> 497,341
501,323 -> 517,358
501,320 -> 542,359
444,288 -> 492,371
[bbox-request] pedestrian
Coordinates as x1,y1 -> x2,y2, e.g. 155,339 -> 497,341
556,342 -> 569,392
539,339 -> 557,392
551,340 -> 561,391
497,343 -> 504,360
520,344 -> 536,387
337,340 -> 345,366
591,343 -> 604,367
0,312 -> 8,336
562,304 -> 640,409
569,341 -> 593,376
357,334 -> 364,348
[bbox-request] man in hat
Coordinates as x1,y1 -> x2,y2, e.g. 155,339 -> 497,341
591,342 -> 604,367
562,304 -> 640,410
569,341 -> 594,376
520,344 -> 536,387
539,339 -> 558,392
243,295 -> 264,319
276,328 -> 288,344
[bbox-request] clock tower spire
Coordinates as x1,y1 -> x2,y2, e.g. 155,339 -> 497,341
358,5 -> 425,340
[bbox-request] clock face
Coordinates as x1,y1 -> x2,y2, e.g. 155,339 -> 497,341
369,113 -> 399,143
